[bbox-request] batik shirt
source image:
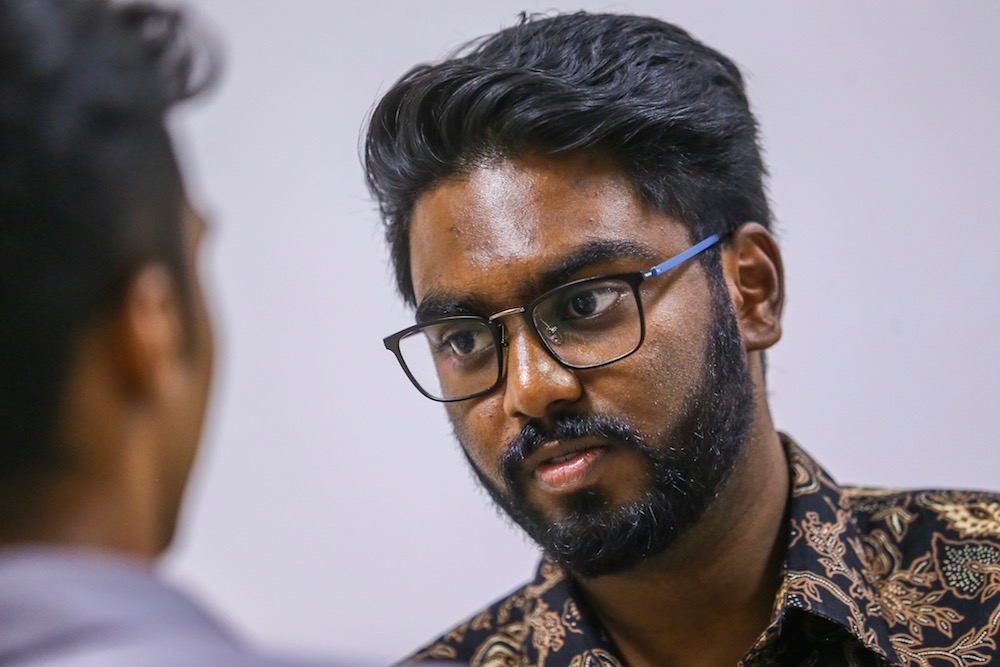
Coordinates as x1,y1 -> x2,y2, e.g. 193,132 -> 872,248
405,438 -> 1000,666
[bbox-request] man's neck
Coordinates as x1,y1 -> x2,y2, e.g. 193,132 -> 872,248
0,451 -> 162,560
572,428 -> 789,667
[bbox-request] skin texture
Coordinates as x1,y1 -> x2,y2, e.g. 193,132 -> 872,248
1,203 -> 214,558
409,152 -> 790,667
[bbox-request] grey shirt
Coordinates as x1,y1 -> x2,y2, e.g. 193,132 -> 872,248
0,547 -> 335,667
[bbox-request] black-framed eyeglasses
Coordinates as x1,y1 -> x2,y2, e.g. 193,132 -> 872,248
383,234 -> 721,402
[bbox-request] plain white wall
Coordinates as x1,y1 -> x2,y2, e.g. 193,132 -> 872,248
161,1 -> 1000,663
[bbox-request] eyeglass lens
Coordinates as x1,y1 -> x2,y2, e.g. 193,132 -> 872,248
531,276 -> 641,367
397,318 -> 500,400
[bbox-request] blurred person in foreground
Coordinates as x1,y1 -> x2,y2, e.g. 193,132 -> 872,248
0,1 -> 333,665
367,12 -> 1000,667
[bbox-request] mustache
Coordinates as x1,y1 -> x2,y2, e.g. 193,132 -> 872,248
500,413 -> 649,488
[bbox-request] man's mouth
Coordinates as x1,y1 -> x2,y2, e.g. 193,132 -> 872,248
531,445 -> 609,491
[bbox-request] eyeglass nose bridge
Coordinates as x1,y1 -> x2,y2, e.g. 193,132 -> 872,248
487,306 -> 527,347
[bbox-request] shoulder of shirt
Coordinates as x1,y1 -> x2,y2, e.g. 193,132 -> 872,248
841,484 -> 1000,544
399,579 -> 537,664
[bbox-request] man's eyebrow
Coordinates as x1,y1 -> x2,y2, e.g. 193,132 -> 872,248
536,239 -> 662,290
414,239 -> 662,323
415,294 -> 489,323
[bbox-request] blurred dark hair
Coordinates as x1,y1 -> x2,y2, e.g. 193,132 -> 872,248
365,12 -> 771,306
0,0 -> 214,477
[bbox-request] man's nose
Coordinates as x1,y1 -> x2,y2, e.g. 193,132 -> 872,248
501,323 -> 582,419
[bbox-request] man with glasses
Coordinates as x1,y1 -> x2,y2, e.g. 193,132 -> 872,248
366,12 -> 1000,667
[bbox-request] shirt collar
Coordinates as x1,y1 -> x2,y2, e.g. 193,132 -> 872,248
776,437 -> 900,665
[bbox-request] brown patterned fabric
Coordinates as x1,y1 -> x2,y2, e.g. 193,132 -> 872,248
404,437 -> 1000,666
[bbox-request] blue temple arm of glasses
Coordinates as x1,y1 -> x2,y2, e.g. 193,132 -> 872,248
643,233 -> 721,279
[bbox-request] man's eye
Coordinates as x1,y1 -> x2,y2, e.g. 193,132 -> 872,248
442,327 -> 492,357
559,283 -> 626,319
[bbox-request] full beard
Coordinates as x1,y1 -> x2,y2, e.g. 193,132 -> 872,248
457,272 -> 756,578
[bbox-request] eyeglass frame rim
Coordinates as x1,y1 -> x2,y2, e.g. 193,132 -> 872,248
382,233 -> 721,403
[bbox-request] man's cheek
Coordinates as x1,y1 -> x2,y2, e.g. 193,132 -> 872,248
448,408 -> 494,475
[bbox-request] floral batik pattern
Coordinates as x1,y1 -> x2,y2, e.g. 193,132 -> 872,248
404,437 -> 1000,666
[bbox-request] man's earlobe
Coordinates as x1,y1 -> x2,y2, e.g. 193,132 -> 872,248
721,222 -> 784,351
117,264 -> 184,397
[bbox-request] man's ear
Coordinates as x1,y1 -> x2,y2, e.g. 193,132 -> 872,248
720,222 -> 784,352
114,264 -> 185,398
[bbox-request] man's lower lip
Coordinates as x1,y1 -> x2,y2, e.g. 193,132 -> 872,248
533,448 -> 607,490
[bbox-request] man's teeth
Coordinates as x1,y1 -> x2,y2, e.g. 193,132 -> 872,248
549,452 -> 577,464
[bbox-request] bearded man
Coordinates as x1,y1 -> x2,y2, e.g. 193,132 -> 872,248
365,12 -> 1000,667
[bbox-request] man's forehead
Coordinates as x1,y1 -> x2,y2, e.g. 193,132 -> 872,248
409,169 -> 538,273
410,156 -> 637,254
407,153 -> 691,313
415,155 -> 627,246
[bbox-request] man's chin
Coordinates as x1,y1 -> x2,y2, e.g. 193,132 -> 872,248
500,487 -> 688,578
519,483 -> 615,520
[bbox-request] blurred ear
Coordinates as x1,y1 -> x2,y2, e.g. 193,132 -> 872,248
720,222 -> 784,352
115,264 -> 185,398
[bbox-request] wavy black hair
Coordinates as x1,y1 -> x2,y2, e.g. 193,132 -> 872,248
365,12 -> 771,307
0,0 -> 214,477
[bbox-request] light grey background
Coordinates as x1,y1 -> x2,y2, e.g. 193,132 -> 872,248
161,1 -> 1000,663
